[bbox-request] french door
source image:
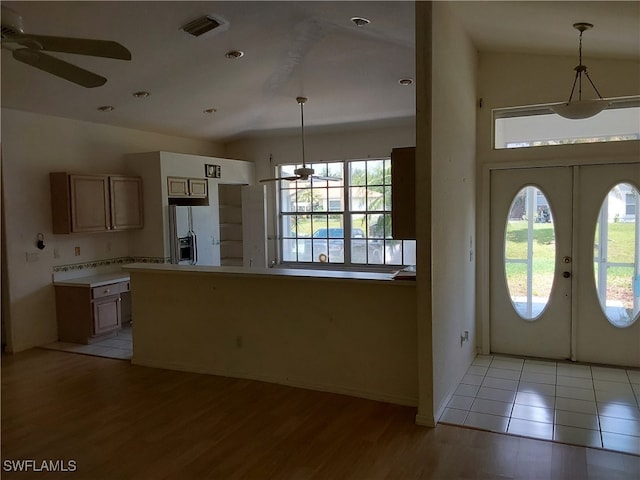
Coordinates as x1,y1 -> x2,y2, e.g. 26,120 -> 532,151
490,163 -> 640,367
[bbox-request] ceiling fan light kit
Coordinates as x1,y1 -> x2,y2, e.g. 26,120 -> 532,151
550,22 -> 609,120
1,6 -> 131,88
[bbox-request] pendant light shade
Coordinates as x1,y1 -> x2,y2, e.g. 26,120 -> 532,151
551,98 -> 609,120
550,22 -> 609,120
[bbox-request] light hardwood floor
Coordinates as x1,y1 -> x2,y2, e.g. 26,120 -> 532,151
2,349 -> 638,480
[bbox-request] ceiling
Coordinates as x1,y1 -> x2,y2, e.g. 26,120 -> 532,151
1,1 -> 638,143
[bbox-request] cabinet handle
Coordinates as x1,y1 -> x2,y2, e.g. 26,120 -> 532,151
104,289 -> 111,294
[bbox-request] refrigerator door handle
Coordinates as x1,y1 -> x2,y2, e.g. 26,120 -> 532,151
169,206 -> 179,264
190,231 -> 198,265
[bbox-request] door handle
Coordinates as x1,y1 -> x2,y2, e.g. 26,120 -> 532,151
563,271 -> 571,278
191,232 -> 198,265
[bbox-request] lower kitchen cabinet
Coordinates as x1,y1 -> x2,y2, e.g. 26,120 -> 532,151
92,295 -> 122,335
54,278 -> 129,344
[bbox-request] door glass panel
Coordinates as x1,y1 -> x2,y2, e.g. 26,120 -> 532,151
593,183 -> 640,327
504,186 -> 556,320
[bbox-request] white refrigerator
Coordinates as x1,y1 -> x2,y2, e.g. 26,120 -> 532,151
169,205 -> 220,266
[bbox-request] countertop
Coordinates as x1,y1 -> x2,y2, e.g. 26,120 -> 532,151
124,263 -> 414,285
52,272 -> 130,288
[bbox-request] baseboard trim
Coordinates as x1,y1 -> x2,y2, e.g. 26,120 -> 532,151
415,413 -> 435,427
132,356 -> 418,407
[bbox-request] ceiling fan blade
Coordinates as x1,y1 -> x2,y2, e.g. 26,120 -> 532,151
259,176 -> 300,183
13,48 -> 107,88
311,175 -> 341,182
15,33 -> 131,60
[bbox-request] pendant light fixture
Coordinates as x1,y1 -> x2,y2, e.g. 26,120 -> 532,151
550,22 -> 609,120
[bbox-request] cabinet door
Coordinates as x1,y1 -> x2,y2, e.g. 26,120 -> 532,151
110,176 -> 144,230
167,177 -> 189,197
70,175 -> 110,232
188,178 -> 208,198
391,147 -> 416,239
93,296 -> 121,335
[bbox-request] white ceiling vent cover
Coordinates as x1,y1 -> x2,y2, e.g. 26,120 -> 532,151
182,15 -> 227,37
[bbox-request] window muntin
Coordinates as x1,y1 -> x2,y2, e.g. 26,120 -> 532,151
279,159 -> 415,267
493,97 -> 640,150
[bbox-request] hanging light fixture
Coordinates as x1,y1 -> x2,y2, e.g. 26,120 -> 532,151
550,22 -> 609,120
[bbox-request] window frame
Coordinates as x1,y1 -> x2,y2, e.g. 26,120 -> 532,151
276,157 -> 415,269
492,96 -> 640,150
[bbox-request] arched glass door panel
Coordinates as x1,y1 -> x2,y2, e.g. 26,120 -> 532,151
593,182 -> 640,327
504,186 -> 556,320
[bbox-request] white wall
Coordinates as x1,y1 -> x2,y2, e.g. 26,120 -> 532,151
130,267 -> 418,406
422,2 -> 478,423
127,151 -> 255,262
1,108 -> 222,352
225,121 -> 415,264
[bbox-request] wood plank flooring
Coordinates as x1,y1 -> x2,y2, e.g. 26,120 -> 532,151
2,349 -> 639,480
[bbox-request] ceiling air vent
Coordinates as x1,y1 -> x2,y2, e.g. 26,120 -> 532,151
182,15 -> 225,37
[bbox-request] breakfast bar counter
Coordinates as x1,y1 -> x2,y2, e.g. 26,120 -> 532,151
123,263 -> 413,284
124,263 -> 418,406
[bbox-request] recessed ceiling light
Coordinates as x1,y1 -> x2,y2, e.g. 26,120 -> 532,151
133,91 -> 150,98
225,50 -> 244,59
398,78 -> 414,86
350,17 -> 371,27
97,105 -> 114,112
203,108 -> 217,114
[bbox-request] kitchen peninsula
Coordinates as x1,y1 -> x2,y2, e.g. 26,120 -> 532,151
124,263 -> 418,406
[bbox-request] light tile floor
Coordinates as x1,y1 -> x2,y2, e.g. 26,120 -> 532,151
41,324 -> 132,360
440,354 -> 640,456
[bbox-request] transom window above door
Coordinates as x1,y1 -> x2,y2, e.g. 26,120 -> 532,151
493,97 -> 640,149
278,159 -> 416,267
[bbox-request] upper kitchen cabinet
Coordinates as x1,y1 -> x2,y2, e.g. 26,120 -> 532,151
167,176 -> 208,198
109,176 -> 144,230
391,147 -> 416,240
50,173 -> 143,234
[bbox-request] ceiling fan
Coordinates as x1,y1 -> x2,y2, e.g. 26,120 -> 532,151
1,6 -> 131,88
260,96 -> 340,183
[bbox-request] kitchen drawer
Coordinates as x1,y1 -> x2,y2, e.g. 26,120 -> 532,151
91,281 -> 130,299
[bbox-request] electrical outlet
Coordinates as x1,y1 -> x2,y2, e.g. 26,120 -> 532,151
53,248 -> 60,259
74,246 -> 81,256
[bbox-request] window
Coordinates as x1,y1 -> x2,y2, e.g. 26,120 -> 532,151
626,193 -> 636,217
279,159 -> 416,267
594,183 -> 640,327
493,97 -> 640,149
